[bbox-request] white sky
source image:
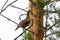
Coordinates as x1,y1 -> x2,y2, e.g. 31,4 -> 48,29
0,0 -> 60,40
0,0 -> 29,40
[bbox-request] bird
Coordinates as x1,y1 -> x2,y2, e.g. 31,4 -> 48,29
15,10 -> 31,30
15,19 -> 30,30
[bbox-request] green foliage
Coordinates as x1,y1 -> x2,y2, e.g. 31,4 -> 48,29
49,17 -> 52,19
23,29 -> 27,40
27,32 -> 33,40
58,11 -> 60,18
35,0 -> 51,7
23,29 -> 32,40
55,31 -> 60,37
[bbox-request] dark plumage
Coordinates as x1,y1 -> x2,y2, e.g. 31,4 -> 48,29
15,19 -> 30,30
15,10 -> 31,30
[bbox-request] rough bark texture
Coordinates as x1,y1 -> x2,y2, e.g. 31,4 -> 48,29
29,0 -> 44,40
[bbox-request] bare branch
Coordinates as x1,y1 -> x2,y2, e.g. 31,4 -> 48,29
0,14 -> 18,24
29,0 -> 36,6
44,10 -> 59,13
18,10 -> 31,21
3,0 -> 18,10
45,12 -> 48,40
14,29 -> 34,40
10,5 -> 27,12
19,14 -> 27,20
46,33 -> 55,37
19,14 -> 27,17
47,20 -> 60,30
14,31 -> 25,40
0,0 -> 18,14
46,31 -> 60,37
1,0 -> 8,11
54,0 -> 60,1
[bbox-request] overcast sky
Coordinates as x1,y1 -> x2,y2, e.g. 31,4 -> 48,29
0,0 -> 29,40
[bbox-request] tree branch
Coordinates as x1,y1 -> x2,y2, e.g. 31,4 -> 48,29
1,0 -> 8,11
46,31 -> 60,37
44,10 -> 59,13
0,0 -> 18,14
29,0 -> 36,6
47,20 -> 60,30
19,14 -> 27,20
10,5 -> 27,12
0,14 -> 18,24
45,12 -> 48,40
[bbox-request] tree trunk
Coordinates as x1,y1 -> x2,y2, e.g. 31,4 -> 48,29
29,0 -> 44,40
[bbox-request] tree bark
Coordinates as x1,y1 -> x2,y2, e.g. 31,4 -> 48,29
29,0 -> 44,40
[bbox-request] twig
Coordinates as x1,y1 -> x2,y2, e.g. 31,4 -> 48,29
19,14 -> 27,20
45,6 -> 49,40
29,0 -> 36,6
0,14 -> 18,24
45,12 -> 48,40
46,31 -> 60,37
3,0 -> 18,11
44,10 -> 59,13
47,20 -> 60,30
46,33 -> 55,37
10,5 -> 27,12
0,0 -> 18,14
14,29 -> 34,40
19,14 -> 27,16
1,0 -> 8,11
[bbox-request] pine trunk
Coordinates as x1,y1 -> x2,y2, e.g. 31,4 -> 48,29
29,0 -> 44,40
